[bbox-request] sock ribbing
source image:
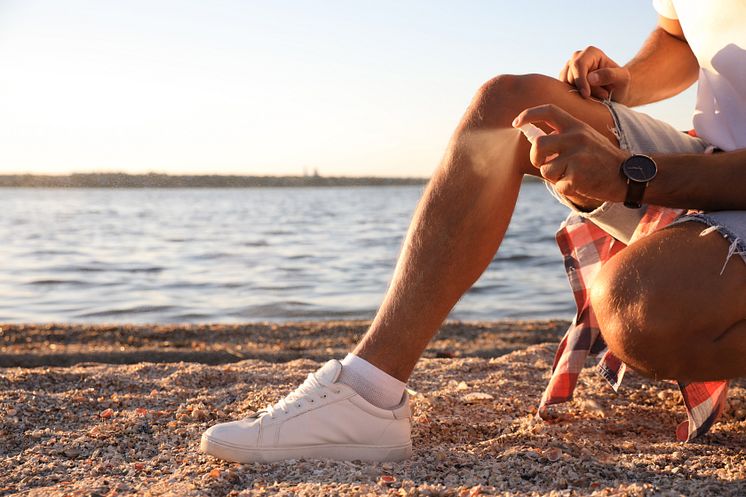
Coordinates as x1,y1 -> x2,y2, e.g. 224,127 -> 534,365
337,353 -> 406,409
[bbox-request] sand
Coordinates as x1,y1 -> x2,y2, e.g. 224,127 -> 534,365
1,320 -> 744,497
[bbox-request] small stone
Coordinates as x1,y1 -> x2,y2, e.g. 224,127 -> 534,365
63,448 -> 80,458
462,392 -> 494,403
545,447 -> 562,462
524,449 -> 540,459
100,409 -> 114,419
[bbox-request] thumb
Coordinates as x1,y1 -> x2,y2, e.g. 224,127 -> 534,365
588,67 -> 627,86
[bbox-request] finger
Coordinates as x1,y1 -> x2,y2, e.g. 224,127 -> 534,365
559,62 -> 570,83
590,86 -> 610,100
588,67 -> 625,87
562,55 -> 578,83
539,159 -> 568,183
553,178 -> 578,201
569,59 -> 591,98
566,69 -> 575,87
513,104 -> 584,133
530,134 -> 566,167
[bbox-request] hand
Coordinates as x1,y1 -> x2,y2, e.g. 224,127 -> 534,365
513,104 -> 631,204
560,46 -> 631,103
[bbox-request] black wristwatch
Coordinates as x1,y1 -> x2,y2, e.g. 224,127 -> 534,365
620,154 -> 657,209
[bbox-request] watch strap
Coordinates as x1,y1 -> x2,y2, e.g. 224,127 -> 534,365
623,180 -> 647,209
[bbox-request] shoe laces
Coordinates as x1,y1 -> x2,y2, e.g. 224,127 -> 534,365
257,372 -> 341,419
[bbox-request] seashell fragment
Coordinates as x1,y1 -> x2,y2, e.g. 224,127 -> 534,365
461,392 -> 494,403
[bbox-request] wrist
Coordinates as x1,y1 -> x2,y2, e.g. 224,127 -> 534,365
610,150 -> 633,202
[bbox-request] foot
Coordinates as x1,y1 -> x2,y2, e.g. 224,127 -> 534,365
200,360 -> 412,463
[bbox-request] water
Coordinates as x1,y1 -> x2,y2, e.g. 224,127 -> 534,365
0,184 -> 574,323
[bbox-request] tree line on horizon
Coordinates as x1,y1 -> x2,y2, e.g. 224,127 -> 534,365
0,173 -> 429,188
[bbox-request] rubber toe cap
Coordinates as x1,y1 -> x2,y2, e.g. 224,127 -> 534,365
202,418 -> 262,449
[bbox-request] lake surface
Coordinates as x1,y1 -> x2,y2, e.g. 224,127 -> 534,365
0,184 -> 574,323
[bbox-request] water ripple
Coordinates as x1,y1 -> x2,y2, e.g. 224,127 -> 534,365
0,185 -> 574,323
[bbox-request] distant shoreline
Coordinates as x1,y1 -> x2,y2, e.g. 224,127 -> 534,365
0,173 -> 543,188
0,173 -> 427,188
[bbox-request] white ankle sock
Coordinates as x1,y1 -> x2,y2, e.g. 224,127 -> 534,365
337,353 -> 406,409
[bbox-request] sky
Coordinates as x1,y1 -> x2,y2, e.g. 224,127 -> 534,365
0,0 -> 697,177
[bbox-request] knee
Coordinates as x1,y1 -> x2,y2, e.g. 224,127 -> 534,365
590,261 -> 690,380
468,73 -> 556,128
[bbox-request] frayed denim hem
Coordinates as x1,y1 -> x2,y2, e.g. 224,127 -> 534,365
670,213 -> 746,274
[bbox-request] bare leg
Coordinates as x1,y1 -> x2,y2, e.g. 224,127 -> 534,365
353,74 -> 619,381
591,221 -> 746,382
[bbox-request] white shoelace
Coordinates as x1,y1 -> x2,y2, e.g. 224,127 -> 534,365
256,372 -> 341,419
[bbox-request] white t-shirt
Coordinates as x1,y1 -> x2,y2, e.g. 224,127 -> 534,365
653,0 -> 746,151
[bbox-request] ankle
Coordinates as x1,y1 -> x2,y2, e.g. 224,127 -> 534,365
338,354 -> 406,409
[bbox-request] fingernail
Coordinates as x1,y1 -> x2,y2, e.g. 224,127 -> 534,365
588,74 -> 599,84
512,117 -> 519,127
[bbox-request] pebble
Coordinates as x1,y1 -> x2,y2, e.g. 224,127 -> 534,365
63,448 -> 80,459
461,392 -> 494,403
1,326 -> 744,497
545,448 -> 562,462
191,408 -> 208,420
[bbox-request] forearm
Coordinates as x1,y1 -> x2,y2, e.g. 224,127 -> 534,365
622,26 -> 699,107
645,150 -> 746,211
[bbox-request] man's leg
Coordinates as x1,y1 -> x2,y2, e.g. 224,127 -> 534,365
591,221 -> 746,382
202,73 -> 623,463
353,74 -> 617,382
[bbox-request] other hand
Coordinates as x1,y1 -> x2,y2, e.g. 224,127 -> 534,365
513,104 -> 631,204
560,46 -> 631,103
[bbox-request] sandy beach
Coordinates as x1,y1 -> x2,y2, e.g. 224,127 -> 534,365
2,320 -> 745,496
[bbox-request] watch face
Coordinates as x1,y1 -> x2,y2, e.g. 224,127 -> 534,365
622,155 -> 657,183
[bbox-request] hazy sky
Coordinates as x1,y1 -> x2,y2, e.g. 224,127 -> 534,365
0,0 -> 697,177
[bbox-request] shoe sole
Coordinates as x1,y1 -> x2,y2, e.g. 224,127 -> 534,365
200,433 -> 413,463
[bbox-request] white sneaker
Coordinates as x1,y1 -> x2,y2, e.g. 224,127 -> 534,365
200,360 -> 412,463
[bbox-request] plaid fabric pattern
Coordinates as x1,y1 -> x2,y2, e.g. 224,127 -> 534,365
539,205 -> 730,442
